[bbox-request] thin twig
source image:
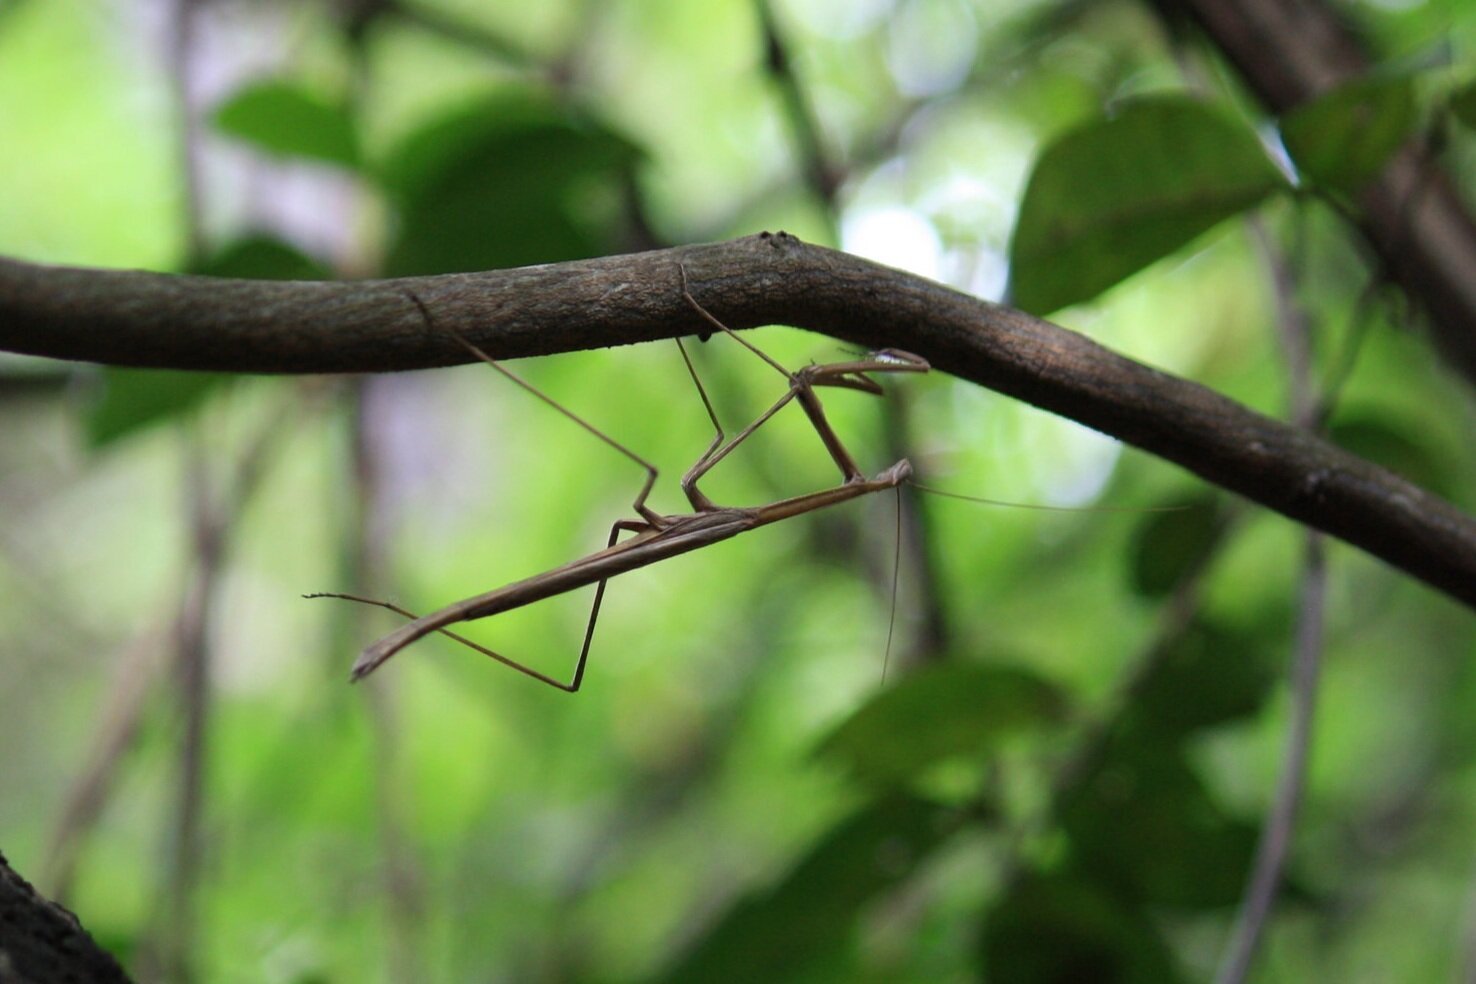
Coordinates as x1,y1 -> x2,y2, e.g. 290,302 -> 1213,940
151,3 -> 214,976
170,0 -> 206,268
1216,531 -> 1325,984
754,0 -> 840,213
1215,216 -> 1331,984
43,386 -> 304,901
347,378 -> 426,982
154,432 -> 219,984
43,619 -> 171,900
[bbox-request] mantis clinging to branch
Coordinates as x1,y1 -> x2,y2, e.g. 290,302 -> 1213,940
308,268 -> 928,689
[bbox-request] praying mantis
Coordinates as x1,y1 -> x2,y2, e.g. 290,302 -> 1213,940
309,268 -> 929,689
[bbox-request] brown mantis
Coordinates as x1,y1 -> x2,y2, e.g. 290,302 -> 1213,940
308,271 -> 929,689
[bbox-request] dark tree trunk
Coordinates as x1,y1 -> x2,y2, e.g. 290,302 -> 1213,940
0,851 -> 132,984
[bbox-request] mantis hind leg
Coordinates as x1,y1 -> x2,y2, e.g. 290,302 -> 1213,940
672,335 -> 724,511
404,289 -> 666,527
307,518 -> 645,692
566,517 -> 647,693
310,592 -> 582,691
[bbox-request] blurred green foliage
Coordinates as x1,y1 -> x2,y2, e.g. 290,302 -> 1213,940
1008,97 -> 1288,315
815,663 -> 1068,790
213,78 -> 362,168
2,1 -> 1475,982
378,91 -> 643,274
1279,72 -> 1420,197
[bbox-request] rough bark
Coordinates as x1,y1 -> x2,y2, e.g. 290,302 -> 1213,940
1168,0 -> 1476,386
0,851 -> 131,984
2,232 -> 1475,611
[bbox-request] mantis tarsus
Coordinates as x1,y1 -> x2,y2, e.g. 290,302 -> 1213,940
308,272 -> 929,688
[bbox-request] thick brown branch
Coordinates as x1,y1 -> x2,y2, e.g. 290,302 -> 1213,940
2,232 -> 1474,611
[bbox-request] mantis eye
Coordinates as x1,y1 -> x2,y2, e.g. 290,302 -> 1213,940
870,349 -> 925,366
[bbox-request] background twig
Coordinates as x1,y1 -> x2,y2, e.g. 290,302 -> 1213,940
1216,217 -> 1330,982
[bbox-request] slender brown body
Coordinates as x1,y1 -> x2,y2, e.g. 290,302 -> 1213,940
346,460 -> 912,679
309,281 -> 929,689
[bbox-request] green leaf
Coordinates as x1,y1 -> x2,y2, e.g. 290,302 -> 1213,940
1330,413 -> 1453,500
814,663 -> 1068,788
1059,733 -> 1259,908
85,369 -> 228,447
1126,491 -> 1223,598
192,234 -> 333,281
1132,618 -> 1277,736
655,796 -> 959,983
1280,73 -> 1419,195
1450,77 -> 1476,132
212,78 -> 359,168
376,91 -> 643,275
980,873 -> 1186,984
1008,96 -> 1287,315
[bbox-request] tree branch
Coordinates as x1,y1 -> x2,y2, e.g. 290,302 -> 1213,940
2,232 -> 1475,611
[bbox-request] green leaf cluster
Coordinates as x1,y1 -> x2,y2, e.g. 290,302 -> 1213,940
1009,74 -> 1427,315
